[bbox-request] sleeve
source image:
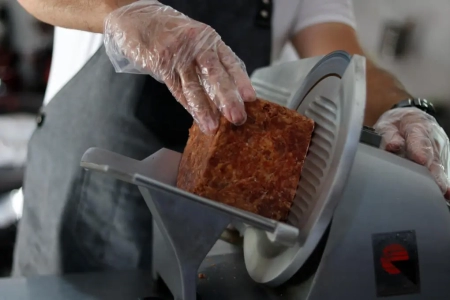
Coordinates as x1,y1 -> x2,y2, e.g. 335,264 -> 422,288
292,0 -> 357,36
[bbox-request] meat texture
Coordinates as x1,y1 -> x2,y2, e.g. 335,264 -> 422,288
176,98 -> 314,222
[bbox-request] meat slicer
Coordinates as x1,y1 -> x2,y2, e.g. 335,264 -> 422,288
79,51 -> 450,300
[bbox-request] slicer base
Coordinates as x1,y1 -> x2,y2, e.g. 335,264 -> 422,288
0,252 -> 313,300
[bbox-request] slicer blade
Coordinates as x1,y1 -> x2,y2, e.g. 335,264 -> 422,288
244,51 -> 366,286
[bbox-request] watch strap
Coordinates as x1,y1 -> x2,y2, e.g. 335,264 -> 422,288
391,98 -> 436,117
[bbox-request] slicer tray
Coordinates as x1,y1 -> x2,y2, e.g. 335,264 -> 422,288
81,145 -> 299,300
81,148 -> 299,245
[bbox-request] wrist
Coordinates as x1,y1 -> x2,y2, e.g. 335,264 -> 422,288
102,0 -> 162,33
391,98 -> 437,118
107,0 -> 162,13
364,62 -> 412,126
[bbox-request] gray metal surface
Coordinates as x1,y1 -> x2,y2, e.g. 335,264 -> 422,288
0,271 -> 157,300
0,237 -> 311,300
244,52 -> 366,285
307,143 -> 450,300
288,51 -> 351,110
0,252 -> 310,300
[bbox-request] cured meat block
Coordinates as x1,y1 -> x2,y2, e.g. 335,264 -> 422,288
176,99 -> 314,221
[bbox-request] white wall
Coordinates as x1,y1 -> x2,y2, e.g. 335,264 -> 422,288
279,0 -> 450,103
353,0 -> 450,102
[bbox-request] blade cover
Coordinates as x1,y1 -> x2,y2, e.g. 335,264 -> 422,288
243,51 -> 366,286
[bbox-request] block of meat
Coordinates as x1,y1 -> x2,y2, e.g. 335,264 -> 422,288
176,99 -> 314,222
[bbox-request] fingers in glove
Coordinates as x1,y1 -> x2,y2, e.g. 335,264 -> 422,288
178,64 -> 220,134
196,49 -> 247,126
432,126 -> 450,169
404,124 -> 434,167
217,41 -> 256,102
165,72 -> 186,106
375,122 -> 405,153
404,124 -> 450,199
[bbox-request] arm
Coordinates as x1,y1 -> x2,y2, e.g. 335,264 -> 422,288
19,0 -> 254,133
17,0 -> 137,33
292,22 -> 412,126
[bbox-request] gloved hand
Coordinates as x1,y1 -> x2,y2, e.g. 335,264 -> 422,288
374,107 -> 450,200
103,1 -> 256,134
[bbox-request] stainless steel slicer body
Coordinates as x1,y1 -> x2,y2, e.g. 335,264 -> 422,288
80,51 -> 450,300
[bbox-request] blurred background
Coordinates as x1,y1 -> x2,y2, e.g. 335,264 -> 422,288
0,0 -> 449,277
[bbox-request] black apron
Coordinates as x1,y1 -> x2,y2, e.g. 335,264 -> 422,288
12,0 -> 273,276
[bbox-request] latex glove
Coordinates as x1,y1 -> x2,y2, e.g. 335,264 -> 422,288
374,107 -> 450,199
103,1 -> 256,134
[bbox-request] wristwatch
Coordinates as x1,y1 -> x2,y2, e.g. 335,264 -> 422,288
391,98 -> 436,117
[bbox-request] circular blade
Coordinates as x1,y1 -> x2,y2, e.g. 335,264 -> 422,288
244,51 -> 366,286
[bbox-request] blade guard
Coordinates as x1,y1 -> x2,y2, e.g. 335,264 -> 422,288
243,51 -> 366,285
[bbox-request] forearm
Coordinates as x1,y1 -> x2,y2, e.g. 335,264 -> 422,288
18,0 -> 137,33
292,22 -> 412,126
364,61 -> 412,126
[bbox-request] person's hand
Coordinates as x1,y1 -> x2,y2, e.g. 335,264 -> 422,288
374,107 -> 450,199
103,1 -> 256,134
